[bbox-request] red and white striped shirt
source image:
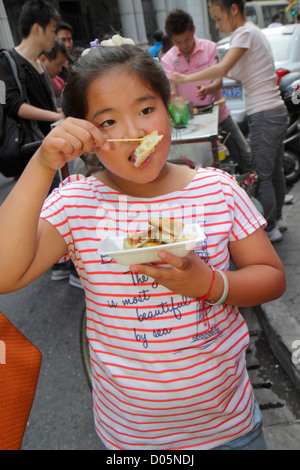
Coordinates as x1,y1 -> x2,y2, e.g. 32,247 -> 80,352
41,167 -> 266,450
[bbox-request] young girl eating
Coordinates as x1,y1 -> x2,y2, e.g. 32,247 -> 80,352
0,38 -> 285,450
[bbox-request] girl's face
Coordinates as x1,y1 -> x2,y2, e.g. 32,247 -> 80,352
85,68 -> 171,189
209,4 -> 235,34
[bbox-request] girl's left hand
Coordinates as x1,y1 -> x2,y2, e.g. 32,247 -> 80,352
130,250 -> 212,298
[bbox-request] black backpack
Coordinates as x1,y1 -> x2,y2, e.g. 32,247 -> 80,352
0,49 -> 44,178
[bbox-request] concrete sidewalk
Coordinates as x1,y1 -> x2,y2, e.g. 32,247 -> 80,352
256,179 -> 300,450
258,178 -> 300,394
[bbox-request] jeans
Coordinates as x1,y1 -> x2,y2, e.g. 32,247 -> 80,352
219,115 -> 252,173
248,106 -> 289,231
214,399 -> 268,450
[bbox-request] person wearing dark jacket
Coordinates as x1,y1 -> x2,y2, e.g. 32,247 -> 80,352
0,0 -> 63,137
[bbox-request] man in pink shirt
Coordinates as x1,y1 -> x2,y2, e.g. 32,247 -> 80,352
161,9 -> 252,172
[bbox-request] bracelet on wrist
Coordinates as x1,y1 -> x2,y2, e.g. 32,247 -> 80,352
202,265 -> 215,301
205,269 -> 229,306
196,265 -> 216,332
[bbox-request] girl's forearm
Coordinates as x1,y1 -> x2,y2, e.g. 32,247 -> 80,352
0,153 -> 56,288
218,265 -> 286,307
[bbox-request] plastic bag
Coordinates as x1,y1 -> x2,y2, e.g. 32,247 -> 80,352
169,96 -> 190,126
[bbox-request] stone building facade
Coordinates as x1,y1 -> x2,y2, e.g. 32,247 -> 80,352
0,0 -> 214,50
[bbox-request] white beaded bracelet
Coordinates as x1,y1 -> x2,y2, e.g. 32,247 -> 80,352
206,269 -> 229,306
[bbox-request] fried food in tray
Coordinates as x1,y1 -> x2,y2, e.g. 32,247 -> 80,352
123,218 -> 194,250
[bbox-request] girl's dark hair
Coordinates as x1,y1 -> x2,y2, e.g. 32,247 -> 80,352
62,45 -> 171,119
208,0 -> 245,14
18,0 -> 61,38
165,9 -> 194,37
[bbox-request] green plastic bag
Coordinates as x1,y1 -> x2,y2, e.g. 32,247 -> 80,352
169,103 -> 190,126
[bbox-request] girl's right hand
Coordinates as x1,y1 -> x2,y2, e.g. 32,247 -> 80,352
36,117 -> 110,172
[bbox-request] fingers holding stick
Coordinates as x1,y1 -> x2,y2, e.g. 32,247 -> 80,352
38,117 -> 112,170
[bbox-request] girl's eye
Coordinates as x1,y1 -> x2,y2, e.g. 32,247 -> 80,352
140,107 -> 154,116
100,119 -> 116,128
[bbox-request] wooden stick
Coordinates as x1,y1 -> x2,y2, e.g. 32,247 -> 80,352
215,98 -> 226,106
222,132 -> 231,146
107,138 -> 143,142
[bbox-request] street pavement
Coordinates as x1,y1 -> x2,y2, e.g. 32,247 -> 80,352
258,179 -> 300,392
243,306 -> 300,450
1,174 -> 300,450
255,178 -> 300,450
0,261 -> 104,449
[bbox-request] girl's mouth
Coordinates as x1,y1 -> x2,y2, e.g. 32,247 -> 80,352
129,152 -> 153,168
129,153 -> 137,164
129,146 -> 139,165
128,132 -> 163,168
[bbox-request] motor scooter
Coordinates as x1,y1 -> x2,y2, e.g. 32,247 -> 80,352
222,71 -> 300,186
279,71 -> 300,185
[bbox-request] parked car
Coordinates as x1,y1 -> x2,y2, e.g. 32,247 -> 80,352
217,2 -> 293,41
244,1 -> 293,29
216,36 -> 247,131
217,24 -> 300,129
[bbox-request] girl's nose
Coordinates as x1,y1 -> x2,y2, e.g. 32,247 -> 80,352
123,120 -> 145,140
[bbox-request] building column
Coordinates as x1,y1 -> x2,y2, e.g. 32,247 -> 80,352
0,0 -> 14,49
165,0 -> 176,13
117,0 -> 139,44
185,0 -> 211,39
133,0 -> 149,48
152,0 -> 168,31
117,0 -> 148,47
